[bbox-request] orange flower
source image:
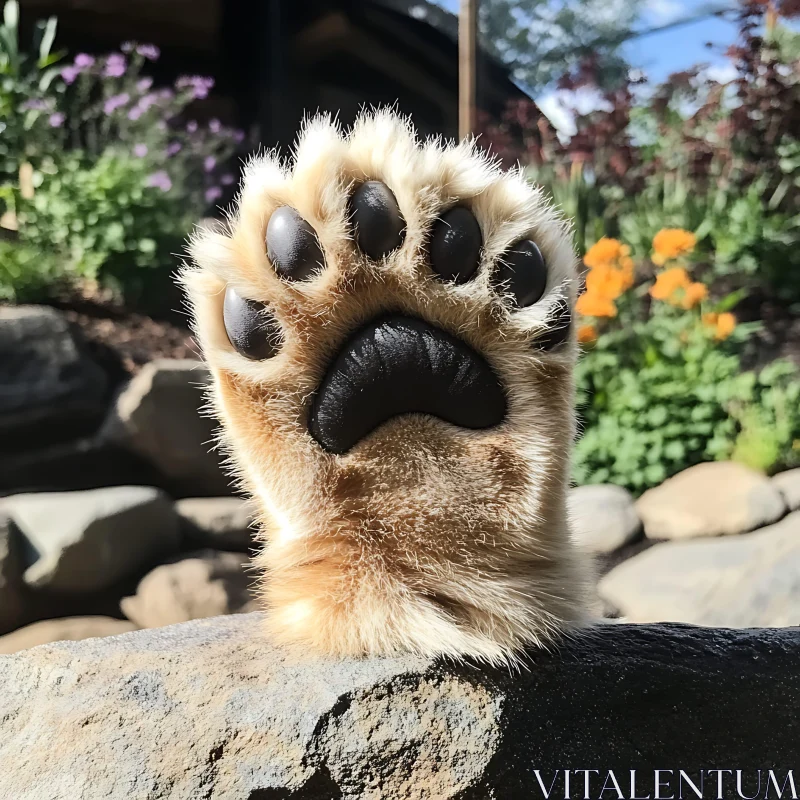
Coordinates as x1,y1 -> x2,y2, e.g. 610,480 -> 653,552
577,323 -> 597,344
584,237 -> 628,269
585,263 -> 627,301
576,291 -> 617,318
650,267 -> 691,301
702,312 -> 736,341
652,228 -> 697,266
680,281 -> 708,310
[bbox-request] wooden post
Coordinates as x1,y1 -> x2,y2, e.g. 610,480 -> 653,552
459,0 -> 477,140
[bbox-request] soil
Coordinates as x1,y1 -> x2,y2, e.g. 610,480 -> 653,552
48,296 -> 198,376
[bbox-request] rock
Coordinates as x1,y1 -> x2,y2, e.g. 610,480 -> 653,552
599,510 -> 800,626
568,484 -> 642,553
0,510 -> 26,635
0,616 -> 798,797
0,616 -> 136,655
0,305 -> 108,449
102,359 -> 231,496
4,486 -> 179,592
176,496 -> 257,551
636,461 -> 786,540
772,468 -> 800,512
0,435 -> 162,498
120,550 -> 258,628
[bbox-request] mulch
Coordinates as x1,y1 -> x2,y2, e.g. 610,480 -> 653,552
49,297 -> 198,376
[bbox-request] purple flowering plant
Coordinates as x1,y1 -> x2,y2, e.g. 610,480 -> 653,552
2,2 -> 248,302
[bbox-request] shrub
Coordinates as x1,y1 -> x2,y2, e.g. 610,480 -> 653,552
0,3 -> 246,304
574,231 -> 800,493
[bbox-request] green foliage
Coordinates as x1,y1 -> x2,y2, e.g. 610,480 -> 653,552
12,152 -> 193,300
0,3 -> 245,304
574,299 -> 800,493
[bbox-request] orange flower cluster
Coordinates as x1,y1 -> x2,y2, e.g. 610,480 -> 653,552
648,266 -> 708,309
652,228 -> 697,266
702,312 -> 736,341
577,323 -> 597,344
576,237 -> 635,320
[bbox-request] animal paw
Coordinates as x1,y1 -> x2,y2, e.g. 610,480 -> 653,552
182,110 -> 589,664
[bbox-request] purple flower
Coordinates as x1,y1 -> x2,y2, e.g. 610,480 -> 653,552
147,171 -> 172,192
137,44 -> 160,61
104,53 -> 127,78
232,129 -> 245,144
166,142 -> 182,156
203,156 -> 216,172
21,99 -> 49,111
103,93 -> 130,115
136,77 -> 153,92
205,186 -> 222,204
209,118 -> 221,133
138,94 -> 158,112
186,120 -> 198,133
220,173 -> 234,186
122,41 -> 134,53
176,75 -> 214,100
74,53 -> 95,69
128,106 -> 143,121
133,144 -> 148,157
157,88 -> 174,102
48,112 -> 65,128
61,66 -> 80,85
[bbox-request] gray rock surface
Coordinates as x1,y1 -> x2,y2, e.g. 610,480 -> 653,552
0,510 -> 25,634
4,486 -> 179,592
0,616 -> 136,654
121,550 -> 258,629
0,616 -> 797,798
102,359 -> 230,496
636,461 -> 786,539
772,468 -> 800,512
0,305 -> 108,447
568,484 -> 642,553
599,510 -> 800,626
176,496 -> 256,551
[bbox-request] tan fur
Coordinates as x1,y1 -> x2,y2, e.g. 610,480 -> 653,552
180,110 -> 590,665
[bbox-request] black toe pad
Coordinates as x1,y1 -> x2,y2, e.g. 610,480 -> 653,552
349,181 -> 406,259
309,315 -> 507,454
429,207 -> 483,284
266,206 -> 324,281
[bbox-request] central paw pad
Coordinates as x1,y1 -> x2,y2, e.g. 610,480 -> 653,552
182,110 -> 585,663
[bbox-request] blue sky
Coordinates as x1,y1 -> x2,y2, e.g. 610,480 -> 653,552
432,0 -> 741,84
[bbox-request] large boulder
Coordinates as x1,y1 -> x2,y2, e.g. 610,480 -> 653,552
636,461 -> 786,540
4,486 -> 180,592
120,550 -> 258,629
0,616 -> 136,655
0,616 -> 797,798
0,305 -> 108,449
176,496 -> 257,552
568,484 -> 641,553
102,359 -> 231,496
599,510 -> 800,626
772,468 -> 800,512
0,510 -> 26,634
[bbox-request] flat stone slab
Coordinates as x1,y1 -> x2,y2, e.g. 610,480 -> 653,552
0,616 -> 136,655
636,461 -> 786,539
0,614 -> 797,798
599,510 -> 800,626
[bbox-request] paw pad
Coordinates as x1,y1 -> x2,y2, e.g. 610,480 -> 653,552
492,239 -> 547,308
223,287 -> 283,360
429,207 -> 483,285
349,181 -> 406,260
266,206 -> 325,281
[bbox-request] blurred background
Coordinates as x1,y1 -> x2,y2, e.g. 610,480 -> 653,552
1,0 -> 798,651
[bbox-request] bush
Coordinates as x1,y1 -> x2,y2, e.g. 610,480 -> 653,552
0,1 -> 245,304
574,232 -> 800,493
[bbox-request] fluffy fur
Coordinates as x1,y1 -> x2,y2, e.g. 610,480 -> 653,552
181,110 -> 590,665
